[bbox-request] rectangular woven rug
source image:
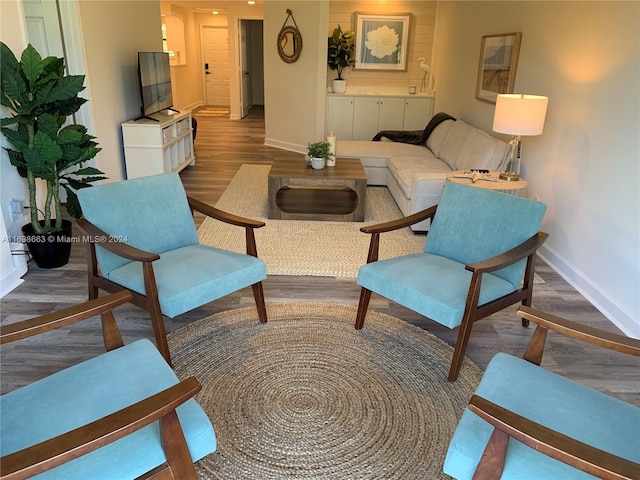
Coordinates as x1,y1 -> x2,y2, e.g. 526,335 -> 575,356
197,164 -> 426,277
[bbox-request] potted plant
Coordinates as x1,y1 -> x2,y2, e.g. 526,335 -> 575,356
307,141 -> 333,170
327,25 -> 355,94
0,42 -> 105,268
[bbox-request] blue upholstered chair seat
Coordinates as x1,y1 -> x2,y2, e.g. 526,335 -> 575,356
0,339 -> 216,480
106,245 -> 267,318
444,352 -> 640,479
357,253 -> 517,329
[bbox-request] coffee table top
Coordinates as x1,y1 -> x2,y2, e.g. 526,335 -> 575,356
269,157 -> 366,180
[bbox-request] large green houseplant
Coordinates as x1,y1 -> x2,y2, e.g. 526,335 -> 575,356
1,42 -> 105,267
327,25 -> 355,94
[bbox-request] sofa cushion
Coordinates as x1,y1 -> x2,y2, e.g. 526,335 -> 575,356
336,140 -> 431,161
388,156 -> 452,199
455,128 -> 509,171
438,120 -> 474,169
425,119 -> 455,158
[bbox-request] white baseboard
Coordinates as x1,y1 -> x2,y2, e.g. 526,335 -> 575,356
538,244 -> 639,338
0,265 -> 25,298
264,138 -> 305,154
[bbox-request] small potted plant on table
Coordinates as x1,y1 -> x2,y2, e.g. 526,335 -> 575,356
307,141 -> 334,170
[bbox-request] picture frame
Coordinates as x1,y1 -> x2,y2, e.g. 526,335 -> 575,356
354,12 -> 411,71
475,32 -> 522,103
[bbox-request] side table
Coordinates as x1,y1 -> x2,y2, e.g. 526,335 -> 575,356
446,170 -> 528,197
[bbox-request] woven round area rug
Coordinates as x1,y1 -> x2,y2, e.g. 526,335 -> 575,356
168,303 -> 483,479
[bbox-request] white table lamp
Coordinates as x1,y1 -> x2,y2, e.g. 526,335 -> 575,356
493,94 -> 548,181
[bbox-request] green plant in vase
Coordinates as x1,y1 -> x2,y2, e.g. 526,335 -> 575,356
307,141 -> 334,170
327,25 -> 355,93
1,42 -> 105,267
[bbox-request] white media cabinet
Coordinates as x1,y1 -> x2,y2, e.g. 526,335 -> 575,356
122,110 -> 195,179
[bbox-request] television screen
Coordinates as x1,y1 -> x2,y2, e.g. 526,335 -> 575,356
138,52 -> 173,117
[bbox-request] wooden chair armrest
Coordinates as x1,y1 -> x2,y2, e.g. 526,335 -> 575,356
467,395 -> 640,480
76,218 -> 160,263
188,196 -> 265,229
0,377 -> 202,480
360,205 -> 437,235
466,232 -> 549,275
518,306 -> 640,358
0,291 -> 132,345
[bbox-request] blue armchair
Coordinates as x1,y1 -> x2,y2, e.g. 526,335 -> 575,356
355,182 -> 548,381
0,291 -> 217,479
77,173 -> 267,364
444,306 -> 640,479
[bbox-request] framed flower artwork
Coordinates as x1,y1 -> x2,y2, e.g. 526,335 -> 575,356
354,12 -> 411,71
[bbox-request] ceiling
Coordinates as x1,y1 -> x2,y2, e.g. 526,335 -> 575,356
166,0 -> 264,15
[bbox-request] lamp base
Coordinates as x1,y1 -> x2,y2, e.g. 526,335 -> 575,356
499,172 -> 520,181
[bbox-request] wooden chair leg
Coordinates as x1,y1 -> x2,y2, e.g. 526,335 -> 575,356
355,288 -> 372,330
252,282 -> 268,323
149,307 -> 172,366
449,315 -> 475,382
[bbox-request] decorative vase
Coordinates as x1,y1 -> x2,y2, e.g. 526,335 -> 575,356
21,219 -> 73,268
332,79 -> 346,94
310,157 -> 325,169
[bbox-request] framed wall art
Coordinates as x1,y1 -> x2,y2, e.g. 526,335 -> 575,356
354,12 -> 411,71
475,32 -> 522,103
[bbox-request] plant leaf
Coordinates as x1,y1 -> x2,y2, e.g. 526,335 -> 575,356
20,44 -> 44,85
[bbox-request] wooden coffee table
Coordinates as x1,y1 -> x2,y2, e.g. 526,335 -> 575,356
268,157 -> 367,221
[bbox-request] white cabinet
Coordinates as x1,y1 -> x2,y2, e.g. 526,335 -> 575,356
352,96 -> 405,141
326,94 -> 434,141
122,110 -> 195,179
403,97 -> 435,131
325,96 -> 354,140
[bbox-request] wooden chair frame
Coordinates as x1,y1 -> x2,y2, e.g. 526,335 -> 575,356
354,205 -> 548,381
77,196 -> 268,365
0,291 -> 203,480
468,306 -> 640,480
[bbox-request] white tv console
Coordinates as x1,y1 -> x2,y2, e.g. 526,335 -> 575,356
122,110 -> 195,179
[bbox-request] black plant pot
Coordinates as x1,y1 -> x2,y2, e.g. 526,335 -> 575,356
21,219 -> 73,269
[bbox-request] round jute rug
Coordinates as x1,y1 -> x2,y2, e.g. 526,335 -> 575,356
168,303 -> 483,479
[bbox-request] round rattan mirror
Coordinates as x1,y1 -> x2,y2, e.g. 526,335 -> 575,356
278,25 -> 302,63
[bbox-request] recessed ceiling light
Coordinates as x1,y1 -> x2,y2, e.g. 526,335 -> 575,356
212,10 -> 219,14
248,1 -> 255,4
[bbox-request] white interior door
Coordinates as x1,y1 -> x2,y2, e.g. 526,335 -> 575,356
239,20 -> 252,118
23,0 -> 64,57
203,26 -> 230,106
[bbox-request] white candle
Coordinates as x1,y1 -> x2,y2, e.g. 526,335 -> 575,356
326,130 -> 336,166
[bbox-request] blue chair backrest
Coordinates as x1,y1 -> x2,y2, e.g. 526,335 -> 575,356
425,182 -> 547,288
78,173 -> 199,275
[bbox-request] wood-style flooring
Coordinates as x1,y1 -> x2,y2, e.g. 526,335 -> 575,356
2,106 -> 638,408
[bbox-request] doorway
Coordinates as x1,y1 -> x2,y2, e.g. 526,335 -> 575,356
238,19 -> 264,119
203,26 -> 230,106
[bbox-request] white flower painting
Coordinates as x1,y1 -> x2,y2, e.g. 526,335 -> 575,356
365,25 -> 399,58
354,13 -> 410,71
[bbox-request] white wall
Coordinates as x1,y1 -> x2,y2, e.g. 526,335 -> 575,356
433,1 -> 639,336
264,1 -> 329,152
0,0 -> 29,296
77,1 -> 164,182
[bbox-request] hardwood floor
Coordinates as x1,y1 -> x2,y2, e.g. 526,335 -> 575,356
2,106 -> 638,408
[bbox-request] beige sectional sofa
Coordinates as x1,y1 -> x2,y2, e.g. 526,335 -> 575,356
335,115 -> 510,230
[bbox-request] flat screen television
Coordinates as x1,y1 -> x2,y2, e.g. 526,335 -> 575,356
137,52 -> 173,118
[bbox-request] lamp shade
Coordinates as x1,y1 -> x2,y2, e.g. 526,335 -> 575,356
492,94 -> 549,136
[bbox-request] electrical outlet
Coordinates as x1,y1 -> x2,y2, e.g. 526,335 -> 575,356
9,199 -> 24,222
